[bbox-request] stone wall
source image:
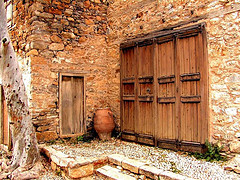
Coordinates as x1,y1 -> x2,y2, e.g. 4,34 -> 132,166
107,0 -> 240,152
9,0 -> 240,151
10,0 -> 115,142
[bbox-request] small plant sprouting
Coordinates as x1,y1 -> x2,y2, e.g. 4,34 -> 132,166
169,161 -> 181,174
48,140 -> 56,145
191,140 -> 226,162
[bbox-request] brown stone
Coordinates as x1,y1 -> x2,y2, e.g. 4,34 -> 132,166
49,7 -> 62,15
26,49 -> 38,56
36,0 -> 51,4
49,43 -> 64,51
230,141 -> 240,153
29,3 -> 44,13
50,35 -> 62,43
51,161 -> 57,171
62,0 -> 71,3
36,131 -> 58,142
65,45 -> 73,51
64,9 -> 73,16
34,11 -> 54,19
41,50 -> 54,58
78,36 -> 87,43
62,32 -> 76,39
52,23 -> 63,30
37,124 -> 57,132
122,158 -> 146,174
30,41 -> 48,50
108,154 -> 125,166
84,1 -> 91,8
234,167 -> 240,174
28,34 -> 51,43
139,165 -> 163,179
61,19 -> 69,26
68,164 -> 93,178
96,16 -> 101,21
67,17 -> 74,22
85,19 -> 94,25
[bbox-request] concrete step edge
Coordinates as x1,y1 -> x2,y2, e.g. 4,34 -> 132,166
96,165 -> 136,180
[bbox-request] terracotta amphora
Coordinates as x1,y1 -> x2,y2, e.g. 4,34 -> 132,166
94,108 -> 115,140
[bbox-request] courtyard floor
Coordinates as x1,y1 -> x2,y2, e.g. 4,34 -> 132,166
39,138 -> 240,180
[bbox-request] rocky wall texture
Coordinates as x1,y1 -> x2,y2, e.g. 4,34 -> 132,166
9,0 -> 115,142
107,0 -> 240,152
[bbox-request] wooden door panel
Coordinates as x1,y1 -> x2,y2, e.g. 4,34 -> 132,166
122,101 -> 135,132
138,45 -> 154,77
73,77 -> 84,134
122,47 -> 136,78
62,76 -> 73,135
137,44 -> 154,144
156,40 -> 177,141
178,34 -> 204,144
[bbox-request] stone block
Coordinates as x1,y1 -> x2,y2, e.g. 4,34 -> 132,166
36,131 -> 58,142
122,158 -> 146,174
49,43 -> 64,51
139,165 -> 163,180
92,156 -> 108,169
85,19 -> 94,25
26,49 -> 38,56
50,35 -> 62,43
68,164 -> 93,179
69,158 -> 91,168
96,165 -> 136,180
30,41 -> 48,50
64,9 -> 73,16
62,32 -> 76,39
51,161 -> 57,171
160,171 -> 192,180
230,141 -> 240,153
108,154 -> 125,166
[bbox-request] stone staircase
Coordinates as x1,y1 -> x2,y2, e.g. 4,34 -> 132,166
40,145 -> 194,180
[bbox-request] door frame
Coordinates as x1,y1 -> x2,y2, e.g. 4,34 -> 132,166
59,72 -> 86,138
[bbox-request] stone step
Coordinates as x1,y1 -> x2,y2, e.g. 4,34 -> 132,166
96,165 -> 137,180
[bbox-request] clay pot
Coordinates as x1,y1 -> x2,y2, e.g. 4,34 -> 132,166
94,108 -> 115,140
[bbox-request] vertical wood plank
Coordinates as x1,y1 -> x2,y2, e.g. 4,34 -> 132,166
0,86 -> 2,144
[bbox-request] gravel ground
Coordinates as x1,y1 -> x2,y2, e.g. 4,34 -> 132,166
48,138 -> 240,180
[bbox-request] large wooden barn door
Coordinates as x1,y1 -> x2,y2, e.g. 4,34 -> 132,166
121,24 -> 208,152
60,74 -> 86,138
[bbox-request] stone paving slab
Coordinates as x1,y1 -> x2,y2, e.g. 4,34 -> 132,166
122,158 -> 147,174
96,165 -> 136,180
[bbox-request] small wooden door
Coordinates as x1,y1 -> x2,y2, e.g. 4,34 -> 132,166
60,74 -> 86,137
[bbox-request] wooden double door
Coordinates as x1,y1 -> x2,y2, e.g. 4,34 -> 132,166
121,24 -> 208,152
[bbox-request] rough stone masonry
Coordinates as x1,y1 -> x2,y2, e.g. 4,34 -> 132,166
7,0 -> 240,153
